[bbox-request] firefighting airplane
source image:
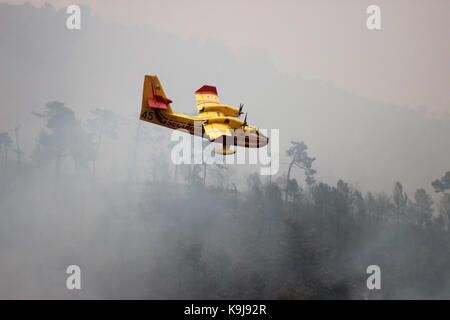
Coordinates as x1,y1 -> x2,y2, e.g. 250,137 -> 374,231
139,75 -> 268,154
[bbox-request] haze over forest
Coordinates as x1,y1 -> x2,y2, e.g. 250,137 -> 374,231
0,3 -> 449,193
0,3 -> 449,299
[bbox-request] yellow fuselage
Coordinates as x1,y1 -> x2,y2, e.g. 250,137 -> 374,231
139,75 -> 268,149
140,109 -> 268,148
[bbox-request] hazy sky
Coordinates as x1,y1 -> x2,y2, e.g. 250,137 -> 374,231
4,0 -> 450,115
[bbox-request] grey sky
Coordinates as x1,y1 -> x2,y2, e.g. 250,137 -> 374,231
4,0 -> 450,115
0,1 -> 449,196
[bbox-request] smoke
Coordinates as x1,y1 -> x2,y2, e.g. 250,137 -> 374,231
0,3 -> 449,299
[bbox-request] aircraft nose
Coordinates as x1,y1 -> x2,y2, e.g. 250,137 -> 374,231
259,136 -> 269,147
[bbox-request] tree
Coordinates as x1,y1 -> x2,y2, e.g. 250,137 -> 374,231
0,132 -> 13,169
393,181 -> 408,228
412,189 -> 433,227
150,148 -> 171,182
333,180 -> 352,243
210,164 -> 231,189
432,172 -> 450,231
86,108 -> 122,180
431,171 -> 450,193
180,164 -> 203,186
128,115 -> 161,183
351,190 -> 367,223
311,182 -> 333,236
200,139 -> 211,186
13,125 -> 23,165
33,101 -> 95,176
247,172 -> 263,197
437,194 -> 450,231
285,141 -> 316,202
366,192 -> 394,223
263,181 -> 284,238
286,178 -> 302,207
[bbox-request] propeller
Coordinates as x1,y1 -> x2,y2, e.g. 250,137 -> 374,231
238,103 -> 244,116
242,113 -> 248,127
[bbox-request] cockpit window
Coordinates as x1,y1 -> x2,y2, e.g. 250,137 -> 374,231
258,130 -> 267,139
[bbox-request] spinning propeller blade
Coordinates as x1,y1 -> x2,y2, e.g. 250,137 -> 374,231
238,103 -> 244,116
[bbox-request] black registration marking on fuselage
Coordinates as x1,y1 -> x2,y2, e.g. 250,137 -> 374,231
141,111 -> 154,121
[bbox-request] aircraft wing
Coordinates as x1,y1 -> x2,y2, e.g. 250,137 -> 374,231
203,123 -> 236,155
195,85 -> 242,117
195,85 -> 220,112
203,122 -> 232,141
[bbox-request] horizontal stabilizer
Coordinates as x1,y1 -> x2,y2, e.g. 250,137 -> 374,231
147,96 -> 172,110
